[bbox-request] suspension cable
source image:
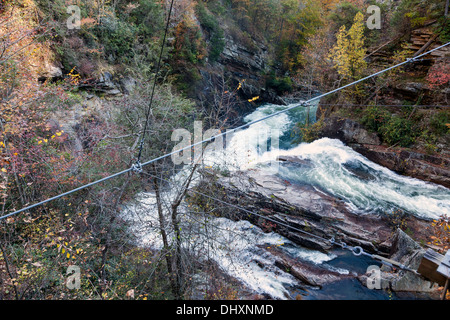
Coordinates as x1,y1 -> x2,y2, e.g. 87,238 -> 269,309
135,0 -> 175,170
142,170 -> 420,274
1,41 -> 449,221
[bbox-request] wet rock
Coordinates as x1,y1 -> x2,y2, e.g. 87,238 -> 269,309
277,156 -> 313,167
318,116 -> 450,189
353,145 -> 450,189
206,169 -> 420,255
318,117 -> 381,146
270,246 -> 352,288
359,229 -> 439,293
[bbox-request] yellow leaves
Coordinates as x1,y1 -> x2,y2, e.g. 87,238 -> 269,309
1,168 -> 6,173
429,216 -> 450,252
37,130 -> 64,145
248,96 -> 259,103
329,12 -> 366,80
236,79 -> 245,91
68,67 -> 81,85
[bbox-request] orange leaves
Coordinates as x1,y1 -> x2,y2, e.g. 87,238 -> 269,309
428,216 -> 450,252
80,17 -> 97,28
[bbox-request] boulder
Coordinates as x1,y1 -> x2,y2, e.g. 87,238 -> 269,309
318,117 -> 381,146
271,246 -> 352,288
119,76 -> 136,95
359,229 -> 440,293
38,62 -> 63,82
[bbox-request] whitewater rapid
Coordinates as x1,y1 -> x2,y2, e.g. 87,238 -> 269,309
124,100 -> 450,299
204,101 -> 450,220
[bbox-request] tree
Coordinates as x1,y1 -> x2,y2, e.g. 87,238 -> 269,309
328,11 -> 366,81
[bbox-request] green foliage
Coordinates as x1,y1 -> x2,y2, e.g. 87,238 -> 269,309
328,2 -> 361,33
292,116 -> 324,143
361,105 -> 391,132
195,2 -> 225,62
126,0 -> 164,37
429,110 -> 450,136
390,0 -> 447,33
266,73 -> 293,95
108,22 -> 136,59
435,16 -> 450,45
379,116 -> 416,147
361,105 -> 419,147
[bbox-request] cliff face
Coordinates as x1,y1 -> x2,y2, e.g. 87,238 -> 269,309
193,23 -> 284,117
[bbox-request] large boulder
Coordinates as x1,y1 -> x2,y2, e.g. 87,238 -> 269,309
38,61 -> 63,82
359,229 -> 440,293
318,116 -> 381,146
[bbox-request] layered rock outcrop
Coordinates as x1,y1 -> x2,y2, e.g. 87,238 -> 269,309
195,165 -> 437,293
317,116 -> 450,189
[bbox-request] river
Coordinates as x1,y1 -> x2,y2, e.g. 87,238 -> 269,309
124,100 -> 450,300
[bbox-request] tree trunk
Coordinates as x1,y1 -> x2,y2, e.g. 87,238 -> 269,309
99,177 -> 130,297
0,240 -> 19,299
152,166 -> 178,298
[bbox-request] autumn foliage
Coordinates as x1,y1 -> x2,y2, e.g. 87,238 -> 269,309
426,60 -> 450,90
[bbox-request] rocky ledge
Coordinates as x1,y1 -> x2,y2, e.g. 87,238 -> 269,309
195,166 -> 439,295
318,116 -> 450,189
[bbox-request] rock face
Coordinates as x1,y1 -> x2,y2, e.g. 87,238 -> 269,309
195,29 -> 284,116
197,167 -> 437,294
270,246 -> 353,288
352,145 -> 450,189
318,116 -> 450,188
358,229 -> 440,293
219,34 -> 269,75
319,117 -> 381,146
77,72 -> 137,97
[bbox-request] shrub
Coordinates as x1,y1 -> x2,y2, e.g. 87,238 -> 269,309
195,2 -> 225,62
266,74 -> 293,95
292,116 -> 324,143
328,2 -> 361,34
429,110 -> 450,136
379,116 -> 416,147
361,105 -> 391,132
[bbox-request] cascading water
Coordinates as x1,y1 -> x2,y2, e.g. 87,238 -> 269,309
214,100 -> 450,220
124,99 -> 450,300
